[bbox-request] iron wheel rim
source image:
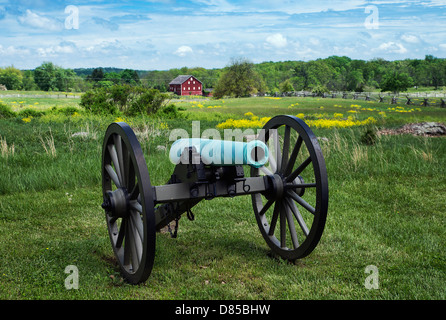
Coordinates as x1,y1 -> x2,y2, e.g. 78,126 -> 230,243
102,122 -> 156,284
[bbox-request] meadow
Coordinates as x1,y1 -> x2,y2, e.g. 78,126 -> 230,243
0,93 -> 445,300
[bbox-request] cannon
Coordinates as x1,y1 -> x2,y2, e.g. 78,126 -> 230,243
101,115 -> 329,284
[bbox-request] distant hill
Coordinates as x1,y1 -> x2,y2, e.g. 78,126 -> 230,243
73,67 -> 148,77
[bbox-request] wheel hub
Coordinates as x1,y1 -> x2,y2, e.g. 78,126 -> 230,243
264,174 -> 285,200
102,188 -> 130,218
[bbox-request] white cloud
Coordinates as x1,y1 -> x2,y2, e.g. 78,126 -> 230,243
401,34 -> 420,43
17,9 -> 62,31
37,44 -> 75,57
377,41 -> 408,54
174,45 -> 193,57
0,45 -> 30,56
265,33 -> 288,48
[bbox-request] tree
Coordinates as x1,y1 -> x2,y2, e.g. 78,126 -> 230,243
214,58 -> 266,98
120,69 -> 140,85
34,62 -> 76,91
88,68 -> 104,82
21,70 -> 38,91
380,71 -> 414,94
279,79 -> 295,93
0,66 -> 23,90
423,55 -> 445,90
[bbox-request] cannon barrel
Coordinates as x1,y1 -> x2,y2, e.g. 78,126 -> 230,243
169,138 -> 269,168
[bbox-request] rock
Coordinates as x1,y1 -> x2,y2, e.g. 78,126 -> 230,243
400,122 -> 446,136
0,84 -> 7,91
318,137 -> 329,142
378,122 -> 446,137
156,145 -> 167,152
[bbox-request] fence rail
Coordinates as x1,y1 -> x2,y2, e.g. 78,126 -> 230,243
270,90 -> 446,107
0,93 -> 81,99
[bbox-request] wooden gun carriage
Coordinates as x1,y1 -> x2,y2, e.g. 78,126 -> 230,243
101,115 -> 329,284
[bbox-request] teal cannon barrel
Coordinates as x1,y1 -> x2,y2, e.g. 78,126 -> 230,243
169,138 -> 269,168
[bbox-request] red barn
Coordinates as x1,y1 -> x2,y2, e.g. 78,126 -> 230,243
169,75 -> 203,96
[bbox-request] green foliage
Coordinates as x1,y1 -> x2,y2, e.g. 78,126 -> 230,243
214,58 -> 266,98
360,126 -> 378,145
380,71 -> 414,94
34,62 -> 79,92
311,85 -> 330,96
157,103 -> 181,119
80,88 -> 118,115
0,66 -> 23,90
17,108 -> 46,118
127,88 -> 169,116
80,84 -> 168,116
0,103 -> 16,119
279,79 -> 295,93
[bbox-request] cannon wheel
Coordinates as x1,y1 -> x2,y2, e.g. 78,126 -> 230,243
101,122 -> 156,284
251,115 -> 328,261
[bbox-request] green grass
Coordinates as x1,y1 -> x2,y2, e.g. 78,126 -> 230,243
0,94 -> 445,300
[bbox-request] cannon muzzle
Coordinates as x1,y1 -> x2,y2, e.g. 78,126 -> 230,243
169,138 -> 269,168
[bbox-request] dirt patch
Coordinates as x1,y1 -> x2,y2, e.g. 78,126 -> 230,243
379,122 -> 446,137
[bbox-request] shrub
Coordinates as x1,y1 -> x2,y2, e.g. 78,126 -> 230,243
0,103 -> 16,119
128,89 -> 169,116
311,85 -> 329,96
157,103 -> 181,119
80,88 -> 118,115
18,108 -> 46,118
80,85 -> 168,116
360,126 -> 378,145
51,106 -> 81,116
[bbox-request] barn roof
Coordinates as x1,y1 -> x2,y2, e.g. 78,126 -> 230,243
169,75 -> 202,85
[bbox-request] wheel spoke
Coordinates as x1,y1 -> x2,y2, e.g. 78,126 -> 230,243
130,210 -> 144,240
116,218 -> 126,248
285,182 -> 317,189
284,135 -> 303,176
123,223 -> 131,266
267,143 -> 277,173
130,200 -> 143,213
286,156 -> 312,183
287,190 -> 316,215
285,197 -> 309,236
114,134 -> 126,187
273,129 -> 282,173
268,202 -> 280,236
259,165 -> 273,176
130,181 -> 139,200
105,164 -> 121,188
128,217 -> 142,270
258,198 -> 274,216
279,203 -> 287,248
281,125 -> 290,173
284,201 -> 299,248
108,144 -> 123,186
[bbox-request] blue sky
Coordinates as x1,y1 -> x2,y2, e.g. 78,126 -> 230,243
0,0 -> 445,70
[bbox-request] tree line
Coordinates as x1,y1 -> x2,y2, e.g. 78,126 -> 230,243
0,55 -> 445,95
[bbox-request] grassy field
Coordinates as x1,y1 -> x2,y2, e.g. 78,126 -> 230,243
0,94 -> 445,300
